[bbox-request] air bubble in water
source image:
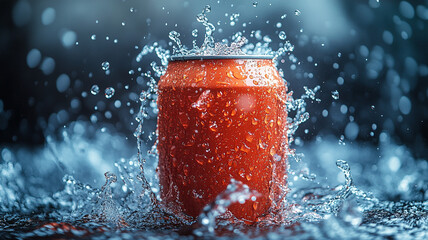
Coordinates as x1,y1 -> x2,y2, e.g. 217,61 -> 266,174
105,87 -> 115,99
294,9 -> 301,16
281,13 -> 287,19
101,61 -> 110,70
91,34 -> 96,40
279,31 -> 287,40
91,85 -> 100,95
252,2 -> 258,7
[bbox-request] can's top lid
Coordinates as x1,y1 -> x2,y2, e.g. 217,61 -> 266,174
169,55 -> 274,61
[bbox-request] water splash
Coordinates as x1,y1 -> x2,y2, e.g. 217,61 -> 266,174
2,3 -> 427,240
194,179 -> 257,236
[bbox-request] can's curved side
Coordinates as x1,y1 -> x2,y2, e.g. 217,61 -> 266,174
157,58 -> 288,223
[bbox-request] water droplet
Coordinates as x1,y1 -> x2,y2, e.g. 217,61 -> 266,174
251,118 -> 258,125
56,74 -> 70,93
90,85 -> 100,95
331,90 -> 339,100
201,217 -> 209,225
169,30 -> 180,41
294,9 -> 301,16
178,112 -> 189,128
41,8 -> 56,26
169,145 -> 176,157
192,29 -> 198,37
239,168 -> 245,177
204,5 -> 211,13
183,164 -> 189,176
105,87 -> 115,99
245,133 -> 254,143
195,155 -> 204,165
240,143 -> 250,153
101,61 -> 110,70
196,13 -> 206,22
26,49 -> 41,68
336,159 -> 350,171
209,122 -> 218,132
269,147 -> 276,156
279,31 -> 287,40
331,62 -> 339,70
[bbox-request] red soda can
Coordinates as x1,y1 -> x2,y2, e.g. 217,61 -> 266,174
157,55 -> 288,223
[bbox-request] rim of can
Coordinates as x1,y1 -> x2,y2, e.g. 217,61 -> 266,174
169,55 -> 274,61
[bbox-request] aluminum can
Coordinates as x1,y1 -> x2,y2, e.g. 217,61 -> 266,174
157,55 -> 288,222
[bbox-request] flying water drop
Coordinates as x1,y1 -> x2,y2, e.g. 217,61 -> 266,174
101,61 -> 110,71
203,5 -> 211,13
192,29 -> 198,37
336,159 -> 350,174
91,85 -> 100,95
279,31 -> 287,40
331,90 -> 339,100
105,87 -> 115,99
